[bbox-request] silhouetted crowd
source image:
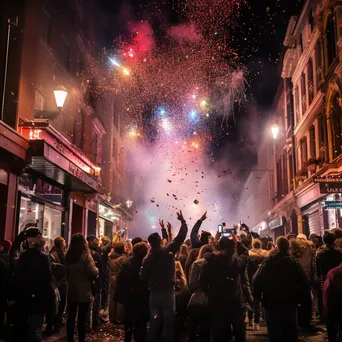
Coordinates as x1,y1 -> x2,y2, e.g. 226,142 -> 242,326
1,210 -> 342,342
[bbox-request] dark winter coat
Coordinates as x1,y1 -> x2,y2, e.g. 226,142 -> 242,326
66,252 -> 99,303
115,255 -> 149,319
248,248 -> 269,285
140,220 -> 188,293
323,264 -> 342,319
101,242 -> 112,276
316,247 -> 342,292
0,258 -> 9,307
253,251 -> 309,310
14,248 -> 54,313
185,248 -> 200,278
199,250 -> 248,313
190,220 -> 204,249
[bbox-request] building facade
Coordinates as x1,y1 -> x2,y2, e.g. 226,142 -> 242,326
0,0 -> 133,245
240,0 -> 342,239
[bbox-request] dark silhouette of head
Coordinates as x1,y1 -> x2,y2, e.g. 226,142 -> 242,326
218,236 -> 235,256
133,242 -> 149,259
148,233 -> 162,249
132,237 -> 143,246
276,236 -> 289,253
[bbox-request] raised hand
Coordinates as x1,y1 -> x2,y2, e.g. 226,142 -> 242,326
200,211 -> 207,222
167,222 -> 172,231
176,210 -> 185,221
159,219 -> 165,228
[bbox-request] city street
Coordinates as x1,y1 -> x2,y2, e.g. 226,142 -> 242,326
44,322 -> 327,342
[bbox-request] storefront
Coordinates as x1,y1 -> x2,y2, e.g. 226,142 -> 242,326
0,121 -> 29,240
19,122 -> 100,242
269,216 -> 285,240
252,221 -> 269,238
99,203 -> 121,239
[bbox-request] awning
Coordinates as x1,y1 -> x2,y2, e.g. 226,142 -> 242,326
28,140 -> 98,193
252,221 -> 268,235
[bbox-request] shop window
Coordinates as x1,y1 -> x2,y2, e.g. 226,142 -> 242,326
330,93 -> 342,159
18,197 -> 44,233
310,125 -> 316,158
307,58 -> 314,104
43,206 -> 62,250
42,9 -> 52,44
301,73 -> 307,115
326,15 -> 336,67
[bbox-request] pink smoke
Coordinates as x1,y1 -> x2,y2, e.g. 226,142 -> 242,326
168,23 -> 202,42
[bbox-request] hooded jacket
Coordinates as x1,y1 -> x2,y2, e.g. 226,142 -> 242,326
199,251 -> 248,313
248,248 -> 268,283
140,220 -> 188,293
253,251 -> 309,310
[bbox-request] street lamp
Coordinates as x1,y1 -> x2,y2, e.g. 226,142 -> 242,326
54,86 -> 68,110
126,199 -> 133,208
271,124 -> 279,140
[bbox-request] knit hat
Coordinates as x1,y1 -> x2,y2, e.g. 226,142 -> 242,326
309,233 -> 320,240
26,228 -> 42,238
297,233 -> 307,240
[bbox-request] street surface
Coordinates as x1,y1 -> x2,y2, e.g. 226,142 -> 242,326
44,322 -> 327,341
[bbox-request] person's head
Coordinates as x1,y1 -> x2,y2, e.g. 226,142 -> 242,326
286,232 -> 297,241
54,237 -> 66,250
0,240 -> 12,254
125,240 -> 133,253
131,237 -> 143,246
266,241 -> 274,250
252,239 -> 262,249
200,231 -> 211,246
66,233 -> 88,264
148,232 -> 162,249
197,244 -> 213,259
323,232 -> 336,248
276,236 -> 290,253
241,238 -> 250,248
184,239 -> 191,247
297,233 -> 307,241
179,244 -> 189,256
132,242 -> 149,260
26,228 -> 44,248
309,233 -> 321,247
332,228 -> 342,239
218,236 -> 235,256
101,236 -> 111,246
86,235 -> 99,248
114,241 -> 125,255
240,233 -> 247,240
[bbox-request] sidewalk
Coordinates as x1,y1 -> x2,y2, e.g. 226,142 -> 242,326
44,322 -> 327,341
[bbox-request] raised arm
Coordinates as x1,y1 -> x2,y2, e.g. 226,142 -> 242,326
190,211 -> 207,247
166,211 -> 188,254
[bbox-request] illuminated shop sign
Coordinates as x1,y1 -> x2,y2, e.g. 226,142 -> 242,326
99,204 -> 121,223
319,183 -> 342,194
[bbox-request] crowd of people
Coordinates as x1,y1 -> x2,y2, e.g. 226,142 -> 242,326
0,210 -> 342,342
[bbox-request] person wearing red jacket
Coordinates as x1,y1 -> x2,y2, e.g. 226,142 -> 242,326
323,264 -> 342,342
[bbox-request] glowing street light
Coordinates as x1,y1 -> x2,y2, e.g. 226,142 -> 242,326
54,85 -> 68,110
271,124 -> 279,139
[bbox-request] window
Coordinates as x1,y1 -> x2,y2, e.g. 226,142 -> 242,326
330,93 -> 342,159
300,33 -> 304,53
62,39 -> 71,71
309,11 -> 314,32
326,15 -> 336,67
112,138 -> 118,161
294,86 -> 300,124
308,58 -> 314,104
42,9 -> 52,44
283,154 -> 288,195
91,132 -> 98,160
34,90 -> 46,111
289,153 -> 294,190
316,41 -> 322,86
318,115 -> 325,162
276,159 -> 282,197
310,125 -> 316,158
301,73 -> 307,115
301,136 -> 308,167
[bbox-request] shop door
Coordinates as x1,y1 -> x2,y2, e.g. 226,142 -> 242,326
72,203 -> 83,236
308,211 -> 320,236
273,226 -> 284,241
87,210 -> 97,237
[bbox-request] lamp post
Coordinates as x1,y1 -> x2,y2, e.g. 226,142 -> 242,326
54,85 -> 68,110
271,124 -> 279,204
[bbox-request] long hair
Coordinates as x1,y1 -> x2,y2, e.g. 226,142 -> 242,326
179,244 -> 189,258
65,233 -> 89,264
197,244 -> 213,260
175,261 -> 187,295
